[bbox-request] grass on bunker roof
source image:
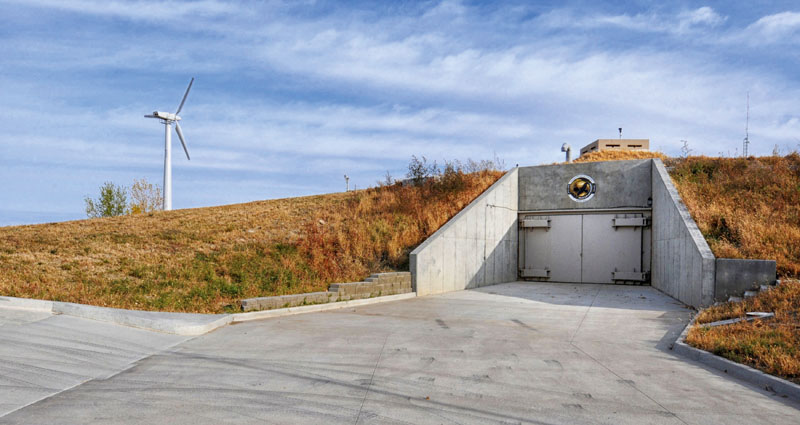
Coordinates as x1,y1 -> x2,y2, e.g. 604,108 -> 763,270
572,149 -> 668,163
0,168 -> 503,313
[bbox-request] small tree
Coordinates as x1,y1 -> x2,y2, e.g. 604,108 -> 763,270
85,182 -> 128,218
680,140 -> 692,158
406,155 -> 439,185
130,178 -> 163,214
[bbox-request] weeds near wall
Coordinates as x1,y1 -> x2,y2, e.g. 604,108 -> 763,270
687,279 -> 800,384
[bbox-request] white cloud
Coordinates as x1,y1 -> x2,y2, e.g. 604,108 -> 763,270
1,1 -> 799,221
536,6 -> 725,35
2,0 -> 235,21
677,7 -> 725,32
744,11 -> 800,43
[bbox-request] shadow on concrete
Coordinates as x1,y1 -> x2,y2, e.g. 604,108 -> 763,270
469,281 -> 690,313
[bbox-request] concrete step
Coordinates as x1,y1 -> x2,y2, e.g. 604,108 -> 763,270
728,296 -> 743,303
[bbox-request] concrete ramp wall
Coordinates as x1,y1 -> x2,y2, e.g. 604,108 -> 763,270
410,168 -> 518,296
651,159 -> 716,307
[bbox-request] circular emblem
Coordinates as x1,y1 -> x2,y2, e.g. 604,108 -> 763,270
567,175 -> 596,202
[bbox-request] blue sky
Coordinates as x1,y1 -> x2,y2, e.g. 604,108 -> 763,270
1,1 -> 798,226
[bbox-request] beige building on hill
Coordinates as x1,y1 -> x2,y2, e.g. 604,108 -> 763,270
580,139 -> 649,156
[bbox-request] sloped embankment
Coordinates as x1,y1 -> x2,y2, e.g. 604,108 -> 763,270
668,154 -> 800,278
0,170 -> 502,313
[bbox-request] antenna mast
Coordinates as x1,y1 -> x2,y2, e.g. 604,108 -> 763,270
743,92 -> 750,157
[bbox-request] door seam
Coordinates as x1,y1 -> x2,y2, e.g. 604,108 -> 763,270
580,215 -> 584,283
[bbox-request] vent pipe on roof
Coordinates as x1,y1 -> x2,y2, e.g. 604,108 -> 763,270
561,143 -> 572,163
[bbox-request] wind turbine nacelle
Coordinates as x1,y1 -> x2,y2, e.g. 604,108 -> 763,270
146,111 -> 181,121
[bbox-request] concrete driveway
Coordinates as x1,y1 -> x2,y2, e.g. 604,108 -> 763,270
1,282 -> 798,424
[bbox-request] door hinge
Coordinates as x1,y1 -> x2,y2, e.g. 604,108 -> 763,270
520,218 -> 550,229
612,217 -> 650,228
520,268 -> 550,278
612,271 -> 648,281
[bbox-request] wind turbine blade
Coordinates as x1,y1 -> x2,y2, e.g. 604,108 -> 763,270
175,77 -> 194,115
175,122 -> 190,160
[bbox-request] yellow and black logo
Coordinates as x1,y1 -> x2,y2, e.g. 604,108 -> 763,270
567,175 -> 596,202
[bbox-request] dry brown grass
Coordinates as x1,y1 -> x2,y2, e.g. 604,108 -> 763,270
668,154 -> 800,278
573,149 -> 668,163
0,170 -> 502,313
676,154 -> 800,383
687,280 -> 800,384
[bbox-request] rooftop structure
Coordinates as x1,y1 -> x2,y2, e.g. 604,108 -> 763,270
580,139 -> 649,156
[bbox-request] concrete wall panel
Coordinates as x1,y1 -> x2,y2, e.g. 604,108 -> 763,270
410,168 -> 519,295
715,259 -> 776,302
519,160 -> 651,211
651,159 -> 715,308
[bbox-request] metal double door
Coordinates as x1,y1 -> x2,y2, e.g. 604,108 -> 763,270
519,213 -> 648,284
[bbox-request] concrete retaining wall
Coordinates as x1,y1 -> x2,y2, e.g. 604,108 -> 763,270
240,272 -> 412,312
410,168 -> 519,296
519,160 -> 651,211
651,159 -> 715,307
715,259 -> 777,302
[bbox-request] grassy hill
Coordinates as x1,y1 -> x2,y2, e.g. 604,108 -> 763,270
668,154 -> 800,277
0,168 -> 502,313
3,150 -> 798,316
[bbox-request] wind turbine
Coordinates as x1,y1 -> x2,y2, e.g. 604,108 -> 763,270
145,78 -> 193,211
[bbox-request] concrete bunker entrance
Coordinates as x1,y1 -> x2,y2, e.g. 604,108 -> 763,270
513,159 -> 655,286
412,158 -> 766,308
518,210 -> 651,284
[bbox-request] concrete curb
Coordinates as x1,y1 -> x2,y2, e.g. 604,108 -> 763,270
231,292 -> 417,323
672,315 -> 800,401
0,296 -> 54,312
0,292 -> 417,335
52,302 -> 233,336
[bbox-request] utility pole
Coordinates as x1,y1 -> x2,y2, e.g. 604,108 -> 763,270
344,174 -> 350,192
743,92 -> 750,157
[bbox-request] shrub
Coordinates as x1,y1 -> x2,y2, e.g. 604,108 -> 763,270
85,182 -> 128,218
130,178 -> 163,214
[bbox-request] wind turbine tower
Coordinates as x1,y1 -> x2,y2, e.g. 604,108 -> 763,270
145,78 -> 194,211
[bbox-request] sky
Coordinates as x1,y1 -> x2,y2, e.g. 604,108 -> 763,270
0,0 -> 798,226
